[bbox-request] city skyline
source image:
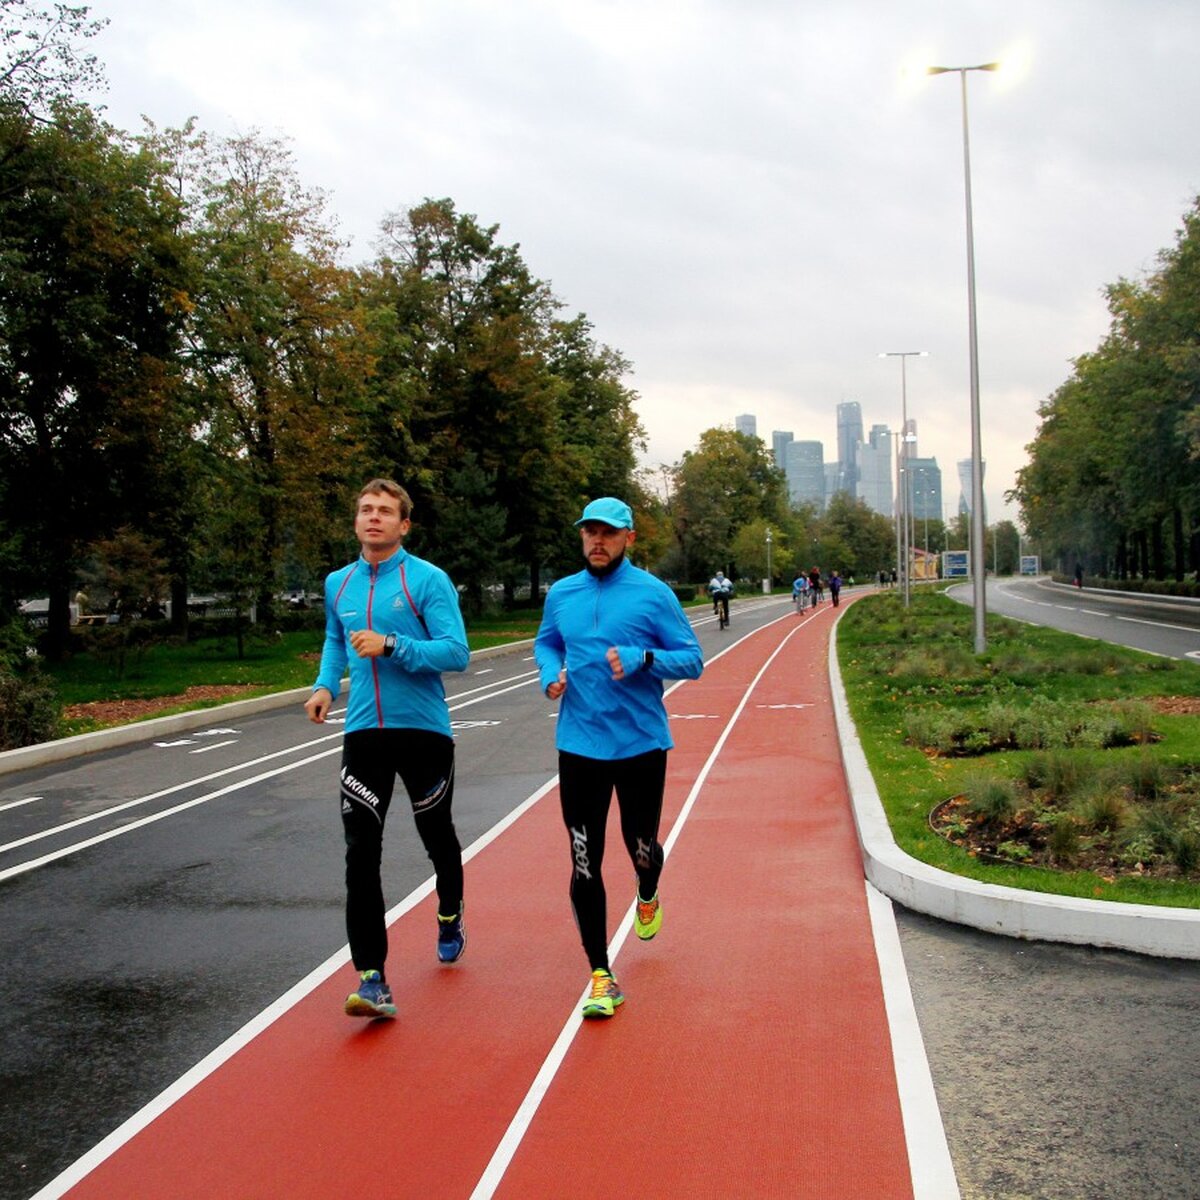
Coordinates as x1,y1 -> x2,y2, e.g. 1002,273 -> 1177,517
739,405 -> 949,527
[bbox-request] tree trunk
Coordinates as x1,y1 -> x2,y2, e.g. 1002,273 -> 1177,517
1151,517 -> 1165,581
45,583 -> 72,662
1172,506 -> 1185,582
170,575 -> 189,637
527,556 -> 540,607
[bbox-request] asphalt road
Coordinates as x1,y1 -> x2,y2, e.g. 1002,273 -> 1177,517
3,586 -> 1198,1200
955,575 -> 1200,661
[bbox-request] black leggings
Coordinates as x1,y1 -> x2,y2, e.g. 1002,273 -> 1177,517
340,728 -> 462,974
559,748 -> 668,972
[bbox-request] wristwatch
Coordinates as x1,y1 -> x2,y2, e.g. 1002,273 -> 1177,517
642,650 -> 655,671
383,633 -> 397,657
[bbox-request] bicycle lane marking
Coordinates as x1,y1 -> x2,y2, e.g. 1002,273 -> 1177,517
36,623 -> 787,1200
487,607 -> 922,1199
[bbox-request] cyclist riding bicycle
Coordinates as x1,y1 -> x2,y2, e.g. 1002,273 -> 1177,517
792,573 -> 809,612
708,571 -> 733,628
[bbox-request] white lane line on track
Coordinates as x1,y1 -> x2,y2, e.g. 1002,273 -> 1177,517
188,740 -> 238,754
468,614 -> 806,1200
1,677 -> 543,874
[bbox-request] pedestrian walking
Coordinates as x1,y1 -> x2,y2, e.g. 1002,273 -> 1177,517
305,479 -> 470,1020
535,498 -> 703,1019
829,570 -> 842,606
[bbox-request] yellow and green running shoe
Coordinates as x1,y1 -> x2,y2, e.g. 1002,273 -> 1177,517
581,968 -> 624,1019
634,891 -> 662,940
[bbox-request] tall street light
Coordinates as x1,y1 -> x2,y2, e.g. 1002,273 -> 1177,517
928,61 -> 996,653
880,350 -> 928,607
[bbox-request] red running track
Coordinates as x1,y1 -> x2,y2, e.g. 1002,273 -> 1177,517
45,603 -> 917,1200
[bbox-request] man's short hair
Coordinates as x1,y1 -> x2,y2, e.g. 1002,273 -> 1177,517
358,478 -> 412,519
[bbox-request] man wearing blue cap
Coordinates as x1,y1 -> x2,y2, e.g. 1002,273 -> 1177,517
535,497 -> 704,1019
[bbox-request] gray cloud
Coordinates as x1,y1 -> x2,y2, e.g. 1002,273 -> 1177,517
90,0 -> 1200,521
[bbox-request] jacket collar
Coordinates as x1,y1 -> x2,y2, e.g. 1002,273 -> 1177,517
360,546 -> 408,576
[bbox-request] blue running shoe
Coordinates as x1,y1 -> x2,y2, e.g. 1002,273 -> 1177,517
344,969 -> 396,1019
437,903 -> 466,963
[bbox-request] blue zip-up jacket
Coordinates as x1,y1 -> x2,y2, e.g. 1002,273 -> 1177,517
313,547 -> 469,736
534,558 -> 703,759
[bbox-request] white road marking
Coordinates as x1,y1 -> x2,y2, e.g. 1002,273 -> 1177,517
0,679 -> 541,869
188,740 -> 238,754
0,796 -> 40,813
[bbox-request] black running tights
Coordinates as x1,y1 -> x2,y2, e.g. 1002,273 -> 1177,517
558,748 -> 668,972
340,728 -> 462,974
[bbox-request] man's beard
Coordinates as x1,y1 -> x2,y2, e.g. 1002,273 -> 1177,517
585,547 -> 626,577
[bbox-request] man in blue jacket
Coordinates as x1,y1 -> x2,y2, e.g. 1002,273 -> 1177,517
535,497 -> 703,1019
305,479 -> 470,1019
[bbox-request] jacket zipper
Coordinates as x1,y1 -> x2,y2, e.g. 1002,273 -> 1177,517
367,564 -> 384,727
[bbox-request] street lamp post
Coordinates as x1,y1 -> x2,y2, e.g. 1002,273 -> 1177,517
928,61 -> 996,653
765,525 -> 773,594
880,350 -> 928,606
891,430 -> 902,593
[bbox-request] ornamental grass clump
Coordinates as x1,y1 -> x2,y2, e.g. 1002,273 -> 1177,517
1022,750 -> 1086,800
1073,781 -> 1130,834
962,772 -> 1019,826
1046,814 -> 1081,865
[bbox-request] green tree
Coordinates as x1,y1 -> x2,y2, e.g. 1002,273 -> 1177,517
185,130 -> 372,622
1016,196 -> 1200,582
0,102 -> 191,657
820,493 -> 896,583
670,428 -> 788,582
363,199 -> 644,598
1,0 -> 106,120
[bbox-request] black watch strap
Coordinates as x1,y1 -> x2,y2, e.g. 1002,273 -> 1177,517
643,650 -> 654,671
383,633 -> 397,657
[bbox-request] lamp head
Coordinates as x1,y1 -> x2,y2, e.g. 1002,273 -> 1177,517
927,62 -> 1000,75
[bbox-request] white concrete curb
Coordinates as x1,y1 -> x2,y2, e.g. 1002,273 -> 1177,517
0,640 -> 533,778
828,622 -> 1200,961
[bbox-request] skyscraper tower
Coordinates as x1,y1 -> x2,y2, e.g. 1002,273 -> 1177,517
771,430 -> 793,471
859,424 -> 893,516
957,458 -> 985,518
785,441 -> 825,509
735,413 -> 757,439
836,401 -> 863,498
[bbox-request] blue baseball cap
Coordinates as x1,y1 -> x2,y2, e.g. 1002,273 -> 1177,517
575,497 -> 634,529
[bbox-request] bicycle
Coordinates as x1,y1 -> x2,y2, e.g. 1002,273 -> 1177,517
715,591 -> 730,629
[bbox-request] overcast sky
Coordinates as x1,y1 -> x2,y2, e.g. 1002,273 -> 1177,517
88,0 -> 1200,523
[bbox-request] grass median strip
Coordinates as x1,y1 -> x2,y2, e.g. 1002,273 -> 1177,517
838,588 -> 1200,909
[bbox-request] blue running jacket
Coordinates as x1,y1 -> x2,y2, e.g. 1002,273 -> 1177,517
313,548 -> 469,735
535,558 -> 703,759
